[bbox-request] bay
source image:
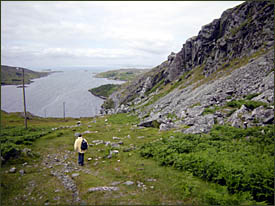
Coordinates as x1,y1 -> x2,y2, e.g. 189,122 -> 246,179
1,69 -> 123,118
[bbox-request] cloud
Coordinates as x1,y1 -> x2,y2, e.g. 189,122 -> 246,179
1,1 -> 244,69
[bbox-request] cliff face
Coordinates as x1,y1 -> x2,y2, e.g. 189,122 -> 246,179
102,1 -> 274,133
165,1 -> 274,82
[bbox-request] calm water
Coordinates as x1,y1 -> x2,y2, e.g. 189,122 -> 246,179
1,70 -> 123,118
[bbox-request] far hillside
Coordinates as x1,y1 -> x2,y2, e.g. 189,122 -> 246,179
89,84 -> 122,99
1,65 -> 50,85
94,68 -> 149,81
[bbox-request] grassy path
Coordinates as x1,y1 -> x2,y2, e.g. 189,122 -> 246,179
1,112 -> 243,205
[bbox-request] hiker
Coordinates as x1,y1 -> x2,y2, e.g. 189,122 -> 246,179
74,133 -> 88,166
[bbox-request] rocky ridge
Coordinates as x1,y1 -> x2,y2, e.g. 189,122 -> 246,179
101,1 -> 274,133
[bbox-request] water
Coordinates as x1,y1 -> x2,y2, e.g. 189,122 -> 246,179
1,70 -> 124,118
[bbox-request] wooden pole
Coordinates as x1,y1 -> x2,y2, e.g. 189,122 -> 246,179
22,68 -> 27,129
63,102 -> 66,121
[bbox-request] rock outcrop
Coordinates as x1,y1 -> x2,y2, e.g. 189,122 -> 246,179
102,1 -> 274,133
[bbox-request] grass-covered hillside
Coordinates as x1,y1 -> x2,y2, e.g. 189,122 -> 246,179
1,65 -> 50,85
94,68 -> 149,81
1,110 -> 273,205
89,84 -> 122,99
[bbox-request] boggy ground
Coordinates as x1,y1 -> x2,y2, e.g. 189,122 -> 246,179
0,112 -> 256,205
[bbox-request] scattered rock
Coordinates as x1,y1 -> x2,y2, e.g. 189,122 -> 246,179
123,148 -> 133,152
92,140 -> 104,145
146,178 -> 157,182
72,173 -> 79,178
111,150 -> 119,154
252,106 -> 274,124
111,143 -> 120,148
53,196 -> 60,201
75,133 -> 81,137
19,169 -> 25,175
88,186 -> 119,192
9,167 -> 16,173
110,181 -> 121,186
159,122 -> 175,131
123,181 -> 134,186
22,148 -> 32,156
83,130 -> 92,134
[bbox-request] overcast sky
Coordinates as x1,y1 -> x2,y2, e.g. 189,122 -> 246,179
1,1 -> 243,70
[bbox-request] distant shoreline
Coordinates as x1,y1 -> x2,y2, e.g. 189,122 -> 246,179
1,69 -> 62,86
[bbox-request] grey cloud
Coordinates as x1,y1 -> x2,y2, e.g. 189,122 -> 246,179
1,1 -> 244,69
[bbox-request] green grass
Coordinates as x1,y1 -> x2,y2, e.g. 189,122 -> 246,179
202,106 -> 220,115
226,99 -> 268,110
1,111 -> 273,205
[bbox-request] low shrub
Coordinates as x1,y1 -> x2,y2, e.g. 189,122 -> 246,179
102,98 -> 115,109
226,99 -> 268,110
139,125 -> 274,204
0,126 -> 51,162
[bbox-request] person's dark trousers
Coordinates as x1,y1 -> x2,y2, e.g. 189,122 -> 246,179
78,153 -> 84,166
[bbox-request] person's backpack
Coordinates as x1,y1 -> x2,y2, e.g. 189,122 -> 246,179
81,139 -> 88,150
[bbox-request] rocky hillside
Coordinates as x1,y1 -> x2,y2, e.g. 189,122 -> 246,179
101,1 -> 274,133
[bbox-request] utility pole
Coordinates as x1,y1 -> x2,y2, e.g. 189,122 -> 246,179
63,102 -> 66,121
21,68 -> 27,129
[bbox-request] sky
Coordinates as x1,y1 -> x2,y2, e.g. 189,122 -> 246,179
1,1 -> 243,71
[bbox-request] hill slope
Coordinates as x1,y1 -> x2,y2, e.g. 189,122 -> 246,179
1,65 -> 50,85
1,111 -> 273,205
94,68 -> 149,81
102,1 -> 274,133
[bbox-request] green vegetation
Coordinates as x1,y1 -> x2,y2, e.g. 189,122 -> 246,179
141,78 -> 185,109
1,126 -> 52,161
190,102 -> 201,108
145,79 -> 165,96
244,93 -> 260,100
1,65 -> 49,85
89,84 -> 121,99
140,125 -> 274,205
202,106 -> 220,115
226,99 -> 268,110
102,98 -> 115,109
167,113 -> 178,120
2,111 -> 271,205
95,68 -> 149,81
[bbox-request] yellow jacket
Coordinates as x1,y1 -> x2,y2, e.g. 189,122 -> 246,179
74,137 -> 88,153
